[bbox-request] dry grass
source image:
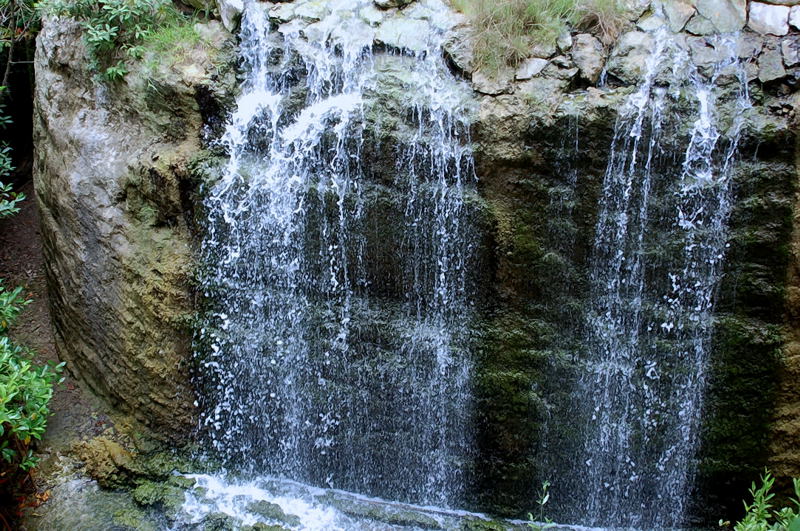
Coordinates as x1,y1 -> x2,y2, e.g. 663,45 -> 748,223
451,0 -> 628,75
575,0 -> 629,45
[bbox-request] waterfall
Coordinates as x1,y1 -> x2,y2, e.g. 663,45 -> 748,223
194,0 -> 476,509
569,28 -> 751,528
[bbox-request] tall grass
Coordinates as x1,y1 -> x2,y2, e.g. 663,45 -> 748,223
451,0 -> 628,75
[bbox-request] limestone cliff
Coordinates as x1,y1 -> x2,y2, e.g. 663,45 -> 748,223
33,15 -> 235,439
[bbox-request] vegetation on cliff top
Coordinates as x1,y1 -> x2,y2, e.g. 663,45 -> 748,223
451,0 -> 628,74
39,0 -> 201,81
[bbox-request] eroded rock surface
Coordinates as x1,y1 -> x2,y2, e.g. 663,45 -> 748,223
33,17 -> 236,440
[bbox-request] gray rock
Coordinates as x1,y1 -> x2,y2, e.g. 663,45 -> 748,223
694,0 -> 746,32
216,0 -> 243,31
606,31 -> 654,84
621,0 -> 652,20
515,57 -> 548,80
374,0 -> 414,8
758,42 -> 787,82
556,31 -> 573,53
685,13 -> 719,34
661,0 -> 696,31
781,37 -> 800,67
269,2 -> 296,22
748,2 -> 790,35
791,5 -> 800,28
443,27 -> 474,74
294,1 -> 327,21
756,0 -> 798,4
531,39 -> 558,59
736,32 -> 765,59
687,37 -> 731,75
572,33 -> 606,84
472,69 -> 514,95
637,12 -> 667,31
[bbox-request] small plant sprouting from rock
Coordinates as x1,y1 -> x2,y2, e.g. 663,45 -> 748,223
38,0 -> 192,82
721,471 -> 800,531
528,480 -> 556,530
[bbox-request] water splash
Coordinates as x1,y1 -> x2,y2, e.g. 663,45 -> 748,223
195,0 -> 476,508
572,28 -> 751,527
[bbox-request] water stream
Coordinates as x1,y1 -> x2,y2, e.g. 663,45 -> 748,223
567,28 -> 751,528
190,1 -> 755,528
194,0 -> 476,511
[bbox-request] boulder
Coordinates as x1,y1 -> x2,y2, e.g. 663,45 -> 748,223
685,13 -> 719,34
515,57 -> 549,80
443,26 -> 474,75
216,0 -> 243,31
605,31 -> 654,85
556,31 -> 573,53
758,41 -> 788,82
661,0 -> 696,31
748,2 -> 790,35
782,37 -> 800,67
472,69 -> 514,95
572,33 -> 606,84
694,0 -> 746,32
792,5 -> 800,29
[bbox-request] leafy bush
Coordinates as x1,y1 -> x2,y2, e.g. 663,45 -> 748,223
451,0 -> 628,74
725,471 -> 800,531
0,332 -> 63,471
0,92 -> 63,495
38,0 -> 186,81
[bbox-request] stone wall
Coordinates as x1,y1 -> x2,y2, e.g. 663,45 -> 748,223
33,16 -> 235,440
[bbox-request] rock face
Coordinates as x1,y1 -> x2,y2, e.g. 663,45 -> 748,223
31,0 -> 800,525
33,17 -> 235,440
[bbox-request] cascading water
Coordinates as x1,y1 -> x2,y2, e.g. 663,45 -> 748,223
564,27 -> 751,528
195,0 -> 476,511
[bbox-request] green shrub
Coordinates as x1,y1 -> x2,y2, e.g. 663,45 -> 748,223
38,0 -> 187,81
0,91 -> 63,494
725,471 -> 800,531
0,332 -> 63,471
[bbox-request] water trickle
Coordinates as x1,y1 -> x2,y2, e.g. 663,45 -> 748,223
566,28 -> 751,528
195,0 -> 476,509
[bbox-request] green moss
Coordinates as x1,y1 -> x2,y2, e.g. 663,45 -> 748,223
246,500 -> 302,527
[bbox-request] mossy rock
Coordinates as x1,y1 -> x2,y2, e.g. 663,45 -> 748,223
318,493 -> 443,529
202,511 -> 239,531
112,506 -> 159,531
245,500 -> 302,527
459,516 -> 510,530
242,524 -> 290,531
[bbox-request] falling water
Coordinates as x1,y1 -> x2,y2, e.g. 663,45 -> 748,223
195,0 -> 476,509
572,28 -> 751,527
